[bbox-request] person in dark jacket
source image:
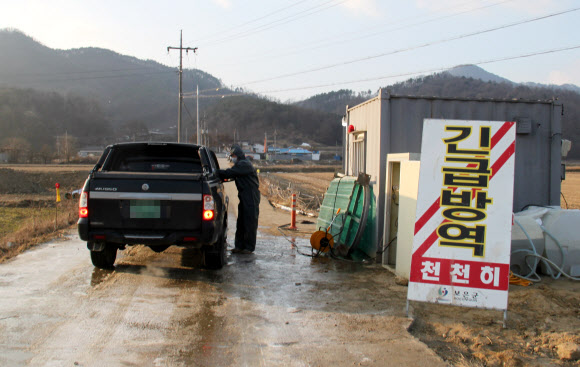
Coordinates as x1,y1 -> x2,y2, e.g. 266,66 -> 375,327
218,145 -> 260,254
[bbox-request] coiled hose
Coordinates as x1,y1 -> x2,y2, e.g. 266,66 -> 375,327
512,217 -> 580,282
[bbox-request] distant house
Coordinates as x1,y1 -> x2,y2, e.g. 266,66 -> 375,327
78,147 -> 104,158
235,144 -> 260,160
0,153 -> 8,163
252,144 -> 265,153
268,147 -> 320,161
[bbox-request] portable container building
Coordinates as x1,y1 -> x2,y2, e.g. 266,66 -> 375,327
344,89 -> 563,257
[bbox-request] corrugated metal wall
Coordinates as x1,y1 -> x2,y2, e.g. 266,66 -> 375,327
346,96 -> 383,247
346,89 -> 563,256
385,94 -> 562,211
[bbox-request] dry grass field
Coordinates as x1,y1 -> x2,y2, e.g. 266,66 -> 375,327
0,200 -> 77,263
561,171 -> 580,209
0,164 -> 94,172
0,207 -> 56,237
273,172 -> 335,194
0,165 -> 87,262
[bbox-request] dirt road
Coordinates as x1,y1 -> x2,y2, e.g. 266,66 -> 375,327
0,169 -> 445,366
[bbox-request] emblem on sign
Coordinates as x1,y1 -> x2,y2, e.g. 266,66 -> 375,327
142,184 -> 149,191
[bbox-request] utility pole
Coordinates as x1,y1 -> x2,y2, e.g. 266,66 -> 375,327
205,118 -> 210,148
203,112 -> 208,147
167,30 -> 197,143
202,113 -> 206,146
196,85 -> 200,145
65,130 -> 68,163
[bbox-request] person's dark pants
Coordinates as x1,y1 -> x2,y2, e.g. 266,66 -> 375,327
234,200 -> 259,252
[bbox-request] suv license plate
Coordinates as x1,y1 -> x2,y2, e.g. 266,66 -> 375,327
130,200 -> 161,219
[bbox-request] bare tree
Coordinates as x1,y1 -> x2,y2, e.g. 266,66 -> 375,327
1,137 -> 31,163
39,144 -> 53,164
56,134 -> 78,163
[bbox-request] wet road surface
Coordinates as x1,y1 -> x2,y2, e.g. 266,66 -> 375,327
0,179 -> 446,366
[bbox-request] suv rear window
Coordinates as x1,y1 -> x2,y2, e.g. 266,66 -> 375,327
103,144 -> 203,173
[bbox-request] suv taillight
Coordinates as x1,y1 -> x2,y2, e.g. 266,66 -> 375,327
203,194 -> 215,221
79,191 -> 89,218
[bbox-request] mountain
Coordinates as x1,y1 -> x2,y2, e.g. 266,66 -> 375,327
0,87 -> 113,160
0,29 -> 225,128
0,30 -> 343,156
204,96 -> 341,146
446,64 -> 580,94
445,64 -> 513,84
291,65 -> 517,115
293,89 -> 374,115
2,29 -> 578,157
523,82 -> 580,95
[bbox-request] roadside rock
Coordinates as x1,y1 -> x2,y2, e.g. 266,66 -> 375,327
556,342 -> 580,361
394,276 -> 408,286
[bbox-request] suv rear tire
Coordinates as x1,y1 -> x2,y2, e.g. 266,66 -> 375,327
204,213 -> 227,270
204,232 -> 227,270
90,243 -> 117,269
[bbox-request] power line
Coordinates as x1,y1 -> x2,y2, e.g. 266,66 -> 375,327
214,0 -> 516,68
253,44 -> 580,95
1,66 -> 167,77
187,44 -> 580,98
201,0 -> 347,46
184,92 -> 245,99
194,0 -> 310,44
236,6 -> 580,87
298,0 -> 515,55
199,0 -> 351,47
1,70 -> 175,84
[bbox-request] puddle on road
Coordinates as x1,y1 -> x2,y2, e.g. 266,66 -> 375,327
85,227 -> 399,316
209,233 -> 401,315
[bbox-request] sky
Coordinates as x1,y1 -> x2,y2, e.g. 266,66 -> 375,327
1,0 -> 579,102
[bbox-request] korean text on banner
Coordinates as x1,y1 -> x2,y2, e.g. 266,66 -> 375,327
407,119 -> 516,310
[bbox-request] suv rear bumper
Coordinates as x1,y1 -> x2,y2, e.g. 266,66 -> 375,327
78,218 -> 220,247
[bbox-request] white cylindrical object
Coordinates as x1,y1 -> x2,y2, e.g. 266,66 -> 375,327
540,209 -> 580,277
511,213 -> 545,276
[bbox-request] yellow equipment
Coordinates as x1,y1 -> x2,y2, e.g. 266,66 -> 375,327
310,208 -> 341,253
310,231 -> 334,253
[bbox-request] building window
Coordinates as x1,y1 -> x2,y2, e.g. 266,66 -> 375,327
351,131 -> 366,176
